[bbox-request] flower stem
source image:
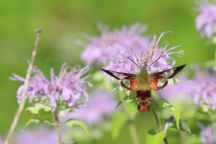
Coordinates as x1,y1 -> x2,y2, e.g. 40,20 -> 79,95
122,102 -> 140,144
4,29 -> 42,144
150,103 -> 168,144
55,111 -> 62,144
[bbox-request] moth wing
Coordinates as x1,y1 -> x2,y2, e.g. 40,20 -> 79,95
101,68 -> 137,90
150,64 -> 186,90
101,68 -> 136,80
150,64 -> 186,79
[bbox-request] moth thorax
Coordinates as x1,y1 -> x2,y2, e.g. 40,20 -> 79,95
137,69 -> 150,90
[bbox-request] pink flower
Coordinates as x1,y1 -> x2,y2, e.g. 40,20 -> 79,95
11,63 -> 91,111
81,23 -> 149,65
14,127 -> 59,144
196,0 -> 216,38
104,32 -> 183,74
199,125 -> 215,144
60,90 -> 117,124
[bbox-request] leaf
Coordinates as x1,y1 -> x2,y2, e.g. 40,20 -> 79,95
65,119 -> 88,134
112,112 -> 127,140
25,118 -> 55,126
26,103 -> 52,115
59,108 -> 73,116
158,100 -> 180,130
115,101 -> 122,109
25,118 -> 40,126
179,119 -> 191,134
146,129 -> 166,144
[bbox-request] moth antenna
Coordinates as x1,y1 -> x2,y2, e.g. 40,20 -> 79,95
147,52 -> 164,68
128,57 -> 141,68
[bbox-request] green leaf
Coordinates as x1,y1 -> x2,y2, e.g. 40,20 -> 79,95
65,119 -> 88,134
159,100 -> 180,130
146,129 -> 166,144
25,118 -> 55,126
59,108 -> 73,116
179,119 -> 191,134
171,107 -> 180,130
111,112 -> 127,140
25,118 -> 40,126
26,103 -> 52,115
115,101 -> 122,109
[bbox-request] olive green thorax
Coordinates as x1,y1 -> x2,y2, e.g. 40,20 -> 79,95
136,68 -> 150,90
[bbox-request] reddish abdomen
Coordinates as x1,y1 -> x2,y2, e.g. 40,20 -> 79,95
136,90 -> 151,112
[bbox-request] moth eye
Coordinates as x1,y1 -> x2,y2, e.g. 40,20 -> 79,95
157,78 -> 167,87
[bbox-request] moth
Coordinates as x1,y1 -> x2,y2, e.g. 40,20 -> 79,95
102,58 -> 186,112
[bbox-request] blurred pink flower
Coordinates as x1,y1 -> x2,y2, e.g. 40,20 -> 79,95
159,66 -> 216,110
14,127 -> 59,144
157,74 -> 193,101
199,125 -> 215,144
60,90 -> 117,124
190,67 -> 216,110
81,23 -> 149,65
196,0 -> 216,38
11,63 -> 91,111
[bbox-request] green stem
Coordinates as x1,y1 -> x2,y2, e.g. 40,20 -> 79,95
122,101 -> 139,144
55,111 -> 62,144
150,103 -> 168,144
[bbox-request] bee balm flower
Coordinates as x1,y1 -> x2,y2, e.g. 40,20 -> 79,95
104,32 -> 183,74
190,67 -> 216,110
81,23 -> 149,65
196,0 -> 216,38
60,90 -> 117,124
11,63 -> 91,111
14,127 -> 60,144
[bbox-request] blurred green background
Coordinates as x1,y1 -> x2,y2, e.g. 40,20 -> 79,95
0,0 -> 214,143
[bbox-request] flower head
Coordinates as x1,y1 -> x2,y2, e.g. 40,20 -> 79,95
196,0 -> 216,38
157,74 -> 193,101
104,32 -> 183,74
11,63 -> 91,111
81,23 -> 149,65
14,127 -> 59,144
189,67 -> 216,110
60,89 -> 117,124
199,125 -> 215,144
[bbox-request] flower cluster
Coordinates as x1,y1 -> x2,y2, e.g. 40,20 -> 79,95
196,0 -> 216,38
60,90 -> 117,124
157,74 -> 193,101
159,66 -> 216,110
199,125 -> 215,144
82,23 -> 183,74
190,67 -> 216,110
11,63 -> 91,111
81,23 -> 149,65
14,127 -> 60,144
104,32 -> 183,74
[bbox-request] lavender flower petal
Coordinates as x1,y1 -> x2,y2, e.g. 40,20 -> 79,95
60,90 -> 117,125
